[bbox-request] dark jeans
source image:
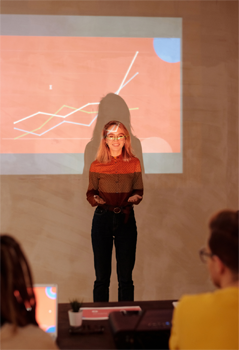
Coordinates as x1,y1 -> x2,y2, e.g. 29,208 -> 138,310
91,206 -> 137,302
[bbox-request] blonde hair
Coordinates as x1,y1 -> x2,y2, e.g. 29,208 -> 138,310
96,120 -> 135,163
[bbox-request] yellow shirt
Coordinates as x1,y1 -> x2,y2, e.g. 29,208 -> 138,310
169,287 -> 239,350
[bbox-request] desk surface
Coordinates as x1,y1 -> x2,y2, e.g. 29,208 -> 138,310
57,300 -> 176,349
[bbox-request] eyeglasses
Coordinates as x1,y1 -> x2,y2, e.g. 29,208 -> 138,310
199,247 -> 214,263
106,135 -> 125,141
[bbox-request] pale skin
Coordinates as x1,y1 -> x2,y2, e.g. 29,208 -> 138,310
205,244 -> 239,289
94,125 -> 142,205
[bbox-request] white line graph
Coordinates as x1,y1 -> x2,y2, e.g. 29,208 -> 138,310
13,51 -> 139,136
13,103 -> 100,125
116,51 -> 138,94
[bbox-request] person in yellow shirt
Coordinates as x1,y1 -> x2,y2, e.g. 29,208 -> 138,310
169,209 -> 238,350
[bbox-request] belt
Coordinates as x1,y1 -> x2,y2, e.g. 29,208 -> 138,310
103,204 -> 133,214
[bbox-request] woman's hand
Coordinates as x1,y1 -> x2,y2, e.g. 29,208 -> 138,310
128,194 -> 142,203
94,195 -> 106,205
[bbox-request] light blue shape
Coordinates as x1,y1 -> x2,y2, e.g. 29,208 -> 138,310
46,326 -> 56,333
45,287 -> 56,299
153,38 -> 180,63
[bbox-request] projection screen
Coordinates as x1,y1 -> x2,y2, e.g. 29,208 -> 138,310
0,15 -> 182,174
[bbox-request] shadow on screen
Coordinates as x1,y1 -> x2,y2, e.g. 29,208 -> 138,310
82,93 -> 144,182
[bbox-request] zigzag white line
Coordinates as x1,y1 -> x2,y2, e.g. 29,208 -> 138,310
13,102 -> 100,125
13,52 -> 139,129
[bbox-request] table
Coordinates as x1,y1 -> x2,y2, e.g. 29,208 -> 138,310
57,300 -> 176,349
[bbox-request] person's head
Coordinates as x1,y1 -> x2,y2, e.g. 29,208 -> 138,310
199,210 -> 238,288
0,234 -> 38,328
96,120 -> 134,162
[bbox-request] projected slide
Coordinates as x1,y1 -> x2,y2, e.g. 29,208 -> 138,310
34,286 -> 57,333
0,15 -> 182,174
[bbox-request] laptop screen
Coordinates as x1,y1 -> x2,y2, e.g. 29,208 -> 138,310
33,284 -> 58,340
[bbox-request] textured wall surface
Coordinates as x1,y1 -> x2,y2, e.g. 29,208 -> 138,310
0,0 -> 238,302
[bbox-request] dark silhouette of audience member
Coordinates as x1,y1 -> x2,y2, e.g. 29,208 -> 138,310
0,234 -> 58,350
82,93 -> 144,181
169,209 -> 238,350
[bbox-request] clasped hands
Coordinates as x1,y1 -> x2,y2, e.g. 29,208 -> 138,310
94,194 -> 142,205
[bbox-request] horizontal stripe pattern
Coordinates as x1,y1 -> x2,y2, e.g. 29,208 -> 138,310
86,155 -> 143,207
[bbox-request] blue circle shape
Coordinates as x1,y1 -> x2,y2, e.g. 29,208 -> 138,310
153,38 -> 181,63
46,326 -> 56,333
45,287 -> 56,299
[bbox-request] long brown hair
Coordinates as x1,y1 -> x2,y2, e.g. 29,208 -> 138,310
96,120 -> 135,163
0,234 -> 38,329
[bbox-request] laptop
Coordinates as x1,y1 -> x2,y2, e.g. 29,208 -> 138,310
33,284 -> 58,341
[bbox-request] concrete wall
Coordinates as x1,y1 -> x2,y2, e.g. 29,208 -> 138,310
1,0 -> 238,302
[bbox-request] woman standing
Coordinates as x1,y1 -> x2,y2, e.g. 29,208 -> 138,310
86,120 -> 143,302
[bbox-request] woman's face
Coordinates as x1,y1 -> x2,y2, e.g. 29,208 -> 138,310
105,125 -> 126,156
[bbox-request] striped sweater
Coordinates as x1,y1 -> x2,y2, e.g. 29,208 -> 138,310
86,154 -> 143,208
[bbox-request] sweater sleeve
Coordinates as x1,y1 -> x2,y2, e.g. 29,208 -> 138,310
131,159 -> 143,205
86,164 -> 99,207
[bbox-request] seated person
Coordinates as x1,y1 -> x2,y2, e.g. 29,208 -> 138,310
0,234 -> 58,350
169,209 -> 238,350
